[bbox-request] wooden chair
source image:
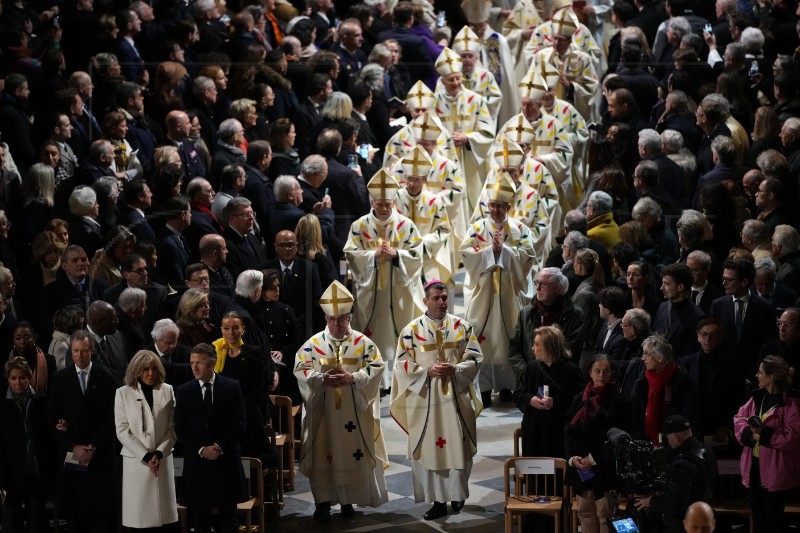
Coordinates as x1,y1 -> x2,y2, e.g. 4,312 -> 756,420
264,424 -> 284,519
504,457 -> 570,533
514,427 -> 522,457
174,456 -> 266,533
269,395 -> 296,491
238,457 -> 265,533
709,458 -> 753,533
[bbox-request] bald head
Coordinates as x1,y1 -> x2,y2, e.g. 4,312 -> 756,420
683,501 -> 715,533
166,110 -> 191,140
87,300 -> 118,336
198,234 -> 227,265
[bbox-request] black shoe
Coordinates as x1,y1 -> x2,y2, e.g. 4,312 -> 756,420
499,389 -> 512,402
380,387 -> 390,398
341,504 -> 355,517
313,502 -> 332,524
424,501 -> 448,520
451,500 -> 465,512
481,390 -> 492,408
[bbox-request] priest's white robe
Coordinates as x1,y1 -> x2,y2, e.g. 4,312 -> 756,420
543,97 -> 590,210
502,0 -> 543,85
395,187 -> 455,284
434,88 -> 494,215
474,24 -> 520,127
531,47 -> 599,126
383,115 -> 461,170
435,66 -> 503,129
390,313 -> 483,503
344,210 -> 425,389
295,328 -> 388,506
525,17 -> 602,72
460,216 -> 536,392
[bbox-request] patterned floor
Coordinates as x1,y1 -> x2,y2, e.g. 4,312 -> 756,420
271,397 -> 523,532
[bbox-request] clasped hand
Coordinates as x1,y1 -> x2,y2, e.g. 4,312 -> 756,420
147,455 -> 161,478
72,444 -> 95,466
323,368 -> 354,387
201,444 -> 222,461
530,395 -> 553,410
375,242 -> 398,261
428,362 -> 455,378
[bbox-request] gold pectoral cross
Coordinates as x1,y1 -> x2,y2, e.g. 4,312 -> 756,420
333,341 -> 344,409
378,226 -> 389,290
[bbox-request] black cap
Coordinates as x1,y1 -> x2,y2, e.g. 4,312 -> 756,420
663,414 -> 692,434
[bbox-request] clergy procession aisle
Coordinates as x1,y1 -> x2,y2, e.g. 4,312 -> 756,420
273,397 -> 522,531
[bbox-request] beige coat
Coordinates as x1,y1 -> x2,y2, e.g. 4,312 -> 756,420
114,384 -> 178,528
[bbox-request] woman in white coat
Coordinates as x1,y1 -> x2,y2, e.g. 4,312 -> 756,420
114,350 -> 179,531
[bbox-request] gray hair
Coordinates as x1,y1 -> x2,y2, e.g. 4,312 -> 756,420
151,318 -> 180,340
754,257 -> 777,277
368,43 -> 391,64
676,210 -> 710,249
300,154 -> 327,176
638,129 -> 662,154
0,267 -> 11,285
632,197 -> 662,222
537,267 -> 569,296
667,16 -> 692,38
624,308 -> 651,336
742,219 -> 768,243
353,63 -> 385,94
218,118 -> 243,142
563,231 -> 590,253
687,250 -> 712,269
274,175 -> 299,201
660,129 -> 684,153
192,76 -> 215,99
740,27 -> 765,54
711,135 -> 736,165
724,42 -> 746,65
186,178 -> 211,201
193,0 -> 216,16
222,196 -> 252,225
564,209 -> 588,234
642,333 -> 673,363
702,93 -> 731,119
587,191 -> 613,215
756,149 -> 788,177
118,287 -> 147,312
774,224 -> 800,255
93,176 -> 120,200
235,269 -> 264,297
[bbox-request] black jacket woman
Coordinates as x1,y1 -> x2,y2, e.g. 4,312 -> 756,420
565,354 -> 632,533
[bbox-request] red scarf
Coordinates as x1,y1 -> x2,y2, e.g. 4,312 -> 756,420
644,362 -> 678,445
570,382 -> 611,425
190,202 -> 223,231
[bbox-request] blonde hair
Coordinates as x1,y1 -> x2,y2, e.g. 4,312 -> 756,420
533,325 -> 572,362
176,288 -> 209,326
575,248 -> 605,289
31,231 -> 65,263
154,145 -> 181,172
230,98 -> 257,123
295,214 -> 326,259
124,350 -> 166,388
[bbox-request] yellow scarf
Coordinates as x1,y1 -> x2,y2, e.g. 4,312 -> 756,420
212,337 -> 244,373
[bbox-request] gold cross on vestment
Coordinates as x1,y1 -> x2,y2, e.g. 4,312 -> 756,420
320,284 -> 351,317
510,116 -> 536,139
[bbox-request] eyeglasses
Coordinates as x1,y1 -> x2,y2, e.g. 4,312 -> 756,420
697,331 -> 720,339
642,351 -> 657,358
621,323 -> 633,329
533,280 -> 555,289
130,267 -> 148,275
777,321 -> 797,329
325,316 -> 350,324
721,278 -> 739,284
233,211 -> 255,219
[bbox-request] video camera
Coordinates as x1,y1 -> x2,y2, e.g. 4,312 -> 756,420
605,428 -> 670,495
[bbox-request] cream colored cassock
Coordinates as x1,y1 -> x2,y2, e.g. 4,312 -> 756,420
294,328 -> 388,506
344,209 -> 425,389
383,115 -> 461,171
530,46 -> 598,128
460,213 -> 536,393
473,22 -> 520,127
436,65 -> 503,130
390,313 -> 483,503
395,186 -> 455,285
114,384 -> 178,529
543,97 -> 590,209
502,0 -> 543,91
525,9 -> 602,71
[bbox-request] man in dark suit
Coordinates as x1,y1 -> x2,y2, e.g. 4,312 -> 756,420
638,129 -> 688,208
656,91 -> 703,153
317,129 -> 370,261
165,110 -> 208,180
594,287 -> 628,364
758,308 -> 800,378
753,257 -> 799,316
294,73 -> 331,160
687,250 -> 724,314
175,343 -> 247,533
709,258 -> 777,378
629,0 -> 666,46
376,2 -> 435,86
155,196 -> 193,290
654,263 -> 706,358
48,331 -> 119,532
695,94 -> 732,181
114,9 -> 145,83
149,318 -> 193,387
678,317 -> 742,443
119,179 -> 156,245
39,246 -> 108,341
85,301 -> 128,386
268,175 -> 308,254
693,136 -> 743,210
262,230 -> 324,337
102,253 -> 168,335
242,141 -> 275,234
222,197 -> 267,278
186,178 -> 224,258
199,234 -> 235,298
